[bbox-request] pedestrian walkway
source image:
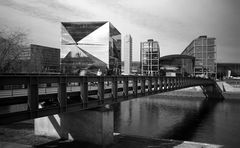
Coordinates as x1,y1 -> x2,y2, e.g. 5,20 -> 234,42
35,135 -> 223,148
0,141 -> 31,148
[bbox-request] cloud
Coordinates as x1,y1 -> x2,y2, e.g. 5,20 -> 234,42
0,0 -> 95,22
0,0 -> 239,62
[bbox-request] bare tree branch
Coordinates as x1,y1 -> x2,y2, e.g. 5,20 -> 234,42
0,29 -> 28,73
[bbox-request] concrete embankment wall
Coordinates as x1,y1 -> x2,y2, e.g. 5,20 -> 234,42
158,86 -> 206,98
159,82 -> 240,100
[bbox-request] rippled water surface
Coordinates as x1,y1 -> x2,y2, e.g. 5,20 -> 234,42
114,95 -> 240,148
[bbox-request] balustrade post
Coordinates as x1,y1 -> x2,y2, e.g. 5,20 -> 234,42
112,76 -> 118,101
123,76 -> 128,98
148,76 -> 152,94
164,77 -> 168,90
184,78 -> 187,87
169,78 -> 172,90
154,76 -> 158,92
176,77 -> 179,88
58,76 -> 67,113
80,77 -> 88,107
180,77 -> 182,88
133,76 -> 138,97
173,78 -> 176,89
159,77 -> 163,92
172,78 -> 175,89
98,76 -> 104,104
141,76 -> 146,95
28,76 -> 39,118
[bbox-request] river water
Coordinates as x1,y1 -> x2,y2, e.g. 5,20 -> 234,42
113,95 -> 240,148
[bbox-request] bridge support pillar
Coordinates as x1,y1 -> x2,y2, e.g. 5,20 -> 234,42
202,84 -> 224,100
35,108 -> 113,145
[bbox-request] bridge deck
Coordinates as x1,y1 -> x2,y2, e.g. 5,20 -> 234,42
0,75 -> 215,124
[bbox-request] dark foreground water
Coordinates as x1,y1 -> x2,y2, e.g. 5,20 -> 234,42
114,95 -> 240,148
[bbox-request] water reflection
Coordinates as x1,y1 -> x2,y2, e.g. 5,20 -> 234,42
114,96 -> 208,138
160,99 -> 218,140
113,95 -> 240,148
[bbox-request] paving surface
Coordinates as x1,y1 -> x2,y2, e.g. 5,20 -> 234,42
0,141 -> 31,148
35,135 -> 223,148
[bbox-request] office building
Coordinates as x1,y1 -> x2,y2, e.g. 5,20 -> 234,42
140,39 -> 160,76
20,44 -> 60,73
181,36 -> 216,78
61,21 -> 121,75
159,54 -> 195,77
123,35 -> 132,75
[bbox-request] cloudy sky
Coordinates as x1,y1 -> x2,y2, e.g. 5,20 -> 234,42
0,0 -> 239,62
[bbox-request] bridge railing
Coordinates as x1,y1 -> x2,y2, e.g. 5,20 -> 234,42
0,75 -> 214,124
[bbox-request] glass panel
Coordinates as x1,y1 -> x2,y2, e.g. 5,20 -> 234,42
195,46 -> 202,53
207,39 -> 215,45
195,39 -> 202,46
207,46 -> 215,52
62,22 -> 106,42
152,60 -> 158,65
61,22 -> 121,75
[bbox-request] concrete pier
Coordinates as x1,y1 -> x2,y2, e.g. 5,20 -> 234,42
35,108 -> 113,145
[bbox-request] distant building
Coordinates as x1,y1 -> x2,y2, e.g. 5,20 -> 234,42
181,36 -> 216,78
217,63 -> 240,79
132,61 -> 141,74
121,61 -> 141,75
123,35 -> 132,75
61,21 -> 121,75
159,54 -> 195,77
140,39 -> 160,76
20,44 -> 60,73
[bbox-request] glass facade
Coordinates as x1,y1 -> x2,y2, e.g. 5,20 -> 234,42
61,22 -> 121,75
19,44 -> 60,73
123,35 -> 132,75
140,39 -> 160,76
181,36 -> 216,78
159,55 -> 195,77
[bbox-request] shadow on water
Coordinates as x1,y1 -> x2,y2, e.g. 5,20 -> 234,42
113,95 -> 223,142
159,99 -> 221,141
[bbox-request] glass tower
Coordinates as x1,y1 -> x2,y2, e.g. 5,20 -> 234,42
140,39 -> 160,76
181,36 -> 216,78
123,35 -> 132,75
61,21 -> 121,75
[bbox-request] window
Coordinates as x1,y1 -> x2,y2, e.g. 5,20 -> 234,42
207,53 -> 215,59
195,53 -> 202,58
195,40 -> 201,46
152,60 -> 158,65
207,39 -> 215,45
207,47 -> 215,52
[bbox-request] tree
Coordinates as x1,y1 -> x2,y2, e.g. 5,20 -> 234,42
0,30 -> 28,73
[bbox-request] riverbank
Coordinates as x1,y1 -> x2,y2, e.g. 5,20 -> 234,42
0,120 -> 57,146
35,134 -> 223,148
158,86 -> 206,98
158,82 -> 240,99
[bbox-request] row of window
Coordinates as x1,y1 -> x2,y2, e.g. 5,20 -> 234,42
194,39 -> 215,46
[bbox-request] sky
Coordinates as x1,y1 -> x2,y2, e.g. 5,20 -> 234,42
0,0 -> 239,62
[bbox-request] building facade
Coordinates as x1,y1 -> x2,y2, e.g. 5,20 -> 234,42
20,44 -> 60,73
123,35 -> 132,75
61,21 -> 121,75
140,39 -> 160,76
159,54 -> 195,77
181,36 -> 216,78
